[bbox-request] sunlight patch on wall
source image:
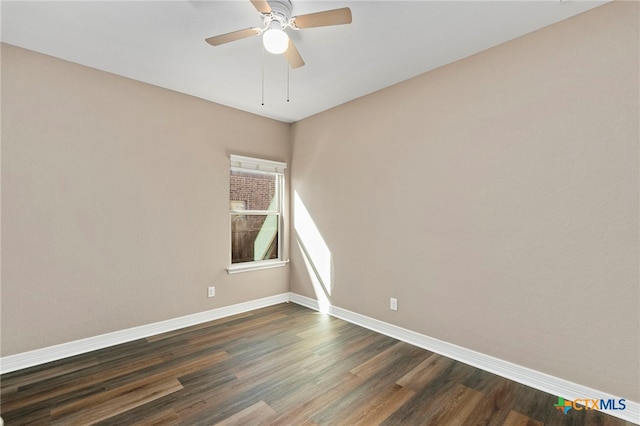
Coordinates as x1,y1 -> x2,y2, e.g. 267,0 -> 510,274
294,191 -> 333,313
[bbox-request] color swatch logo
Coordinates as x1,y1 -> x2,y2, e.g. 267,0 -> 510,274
554,397 -> 573,414
553,397 -> 626,414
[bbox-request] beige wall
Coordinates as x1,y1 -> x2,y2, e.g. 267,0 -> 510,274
290,1 -> 639,401
1,44 -> 290,356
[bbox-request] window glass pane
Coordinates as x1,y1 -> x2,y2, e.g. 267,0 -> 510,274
231,214 -> 279,264
230,170 -> 277,211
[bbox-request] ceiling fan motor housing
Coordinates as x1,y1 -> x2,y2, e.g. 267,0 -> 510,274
266,0 -> 293,27
205,0 -> 352,68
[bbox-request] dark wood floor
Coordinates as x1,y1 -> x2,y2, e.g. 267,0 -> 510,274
0,303 -> 634,425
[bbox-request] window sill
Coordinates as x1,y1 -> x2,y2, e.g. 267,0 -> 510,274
227,259 -> 289,274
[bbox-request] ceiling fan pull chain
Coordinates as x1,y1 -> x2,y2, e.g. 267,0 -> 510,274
261,48 -> 265,106
287,57 -> 290,102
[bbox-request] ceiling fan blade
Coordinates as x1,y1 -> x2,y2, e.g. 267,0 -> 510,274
286,39 -> 305,69
250,0 -> 272,14
205,28 -> 261,46
291,7 -> 352,29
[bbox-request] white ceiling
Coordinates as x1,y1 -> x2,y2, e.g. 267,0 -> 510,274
1,0 -> 606,123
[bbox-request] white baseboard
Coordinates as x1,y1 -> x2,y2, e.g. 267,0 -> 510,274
288,293 -> 639,425
0,293 -> 289,375
1,291 -> 637,424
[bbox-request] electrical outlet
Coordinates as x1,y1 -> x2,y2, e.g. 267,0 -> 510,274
390,298 -> 398,311
208,286 -> 215,298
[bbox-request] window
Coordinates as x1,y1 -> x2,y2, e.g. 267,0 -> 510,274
227,155 -> 287,273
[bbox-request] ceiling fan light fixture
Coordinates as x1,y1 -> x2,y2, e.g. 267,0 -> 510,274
263,28 -> 289,54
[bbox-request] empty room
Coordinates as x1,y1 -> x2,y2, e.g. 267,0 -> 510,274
1,0 -> 638,424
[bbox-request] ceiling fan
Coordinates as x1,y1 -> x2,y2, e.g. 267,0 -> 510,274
205,0 -> 352,69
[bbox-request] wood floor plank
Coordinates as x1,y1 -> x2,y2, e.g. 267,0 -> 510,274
380,357 -> 482,425
302,332 -> 393,376
264,371 -> 363,426
231,337 -> 313,380
466,379 -> 520,425
1,356 -> 166,412
187,313 -> 289,347
503,410 -> 545,426
427,383 -> 486,425
94,405 -> 182,426
349,341 -> 420,380
0,357 -> 99,397
396,352 -> 455,392
215,400 -> 277,426
0,385 -> 107,426
50,378 -> 183,424
130,408 -> 181,425
339,383 -> 416,425
1,303 -> 634,426
312,347 -> 426,424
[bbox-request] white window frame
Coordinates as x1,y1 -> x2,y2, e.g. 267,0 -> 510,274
227,154 -> 288,274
